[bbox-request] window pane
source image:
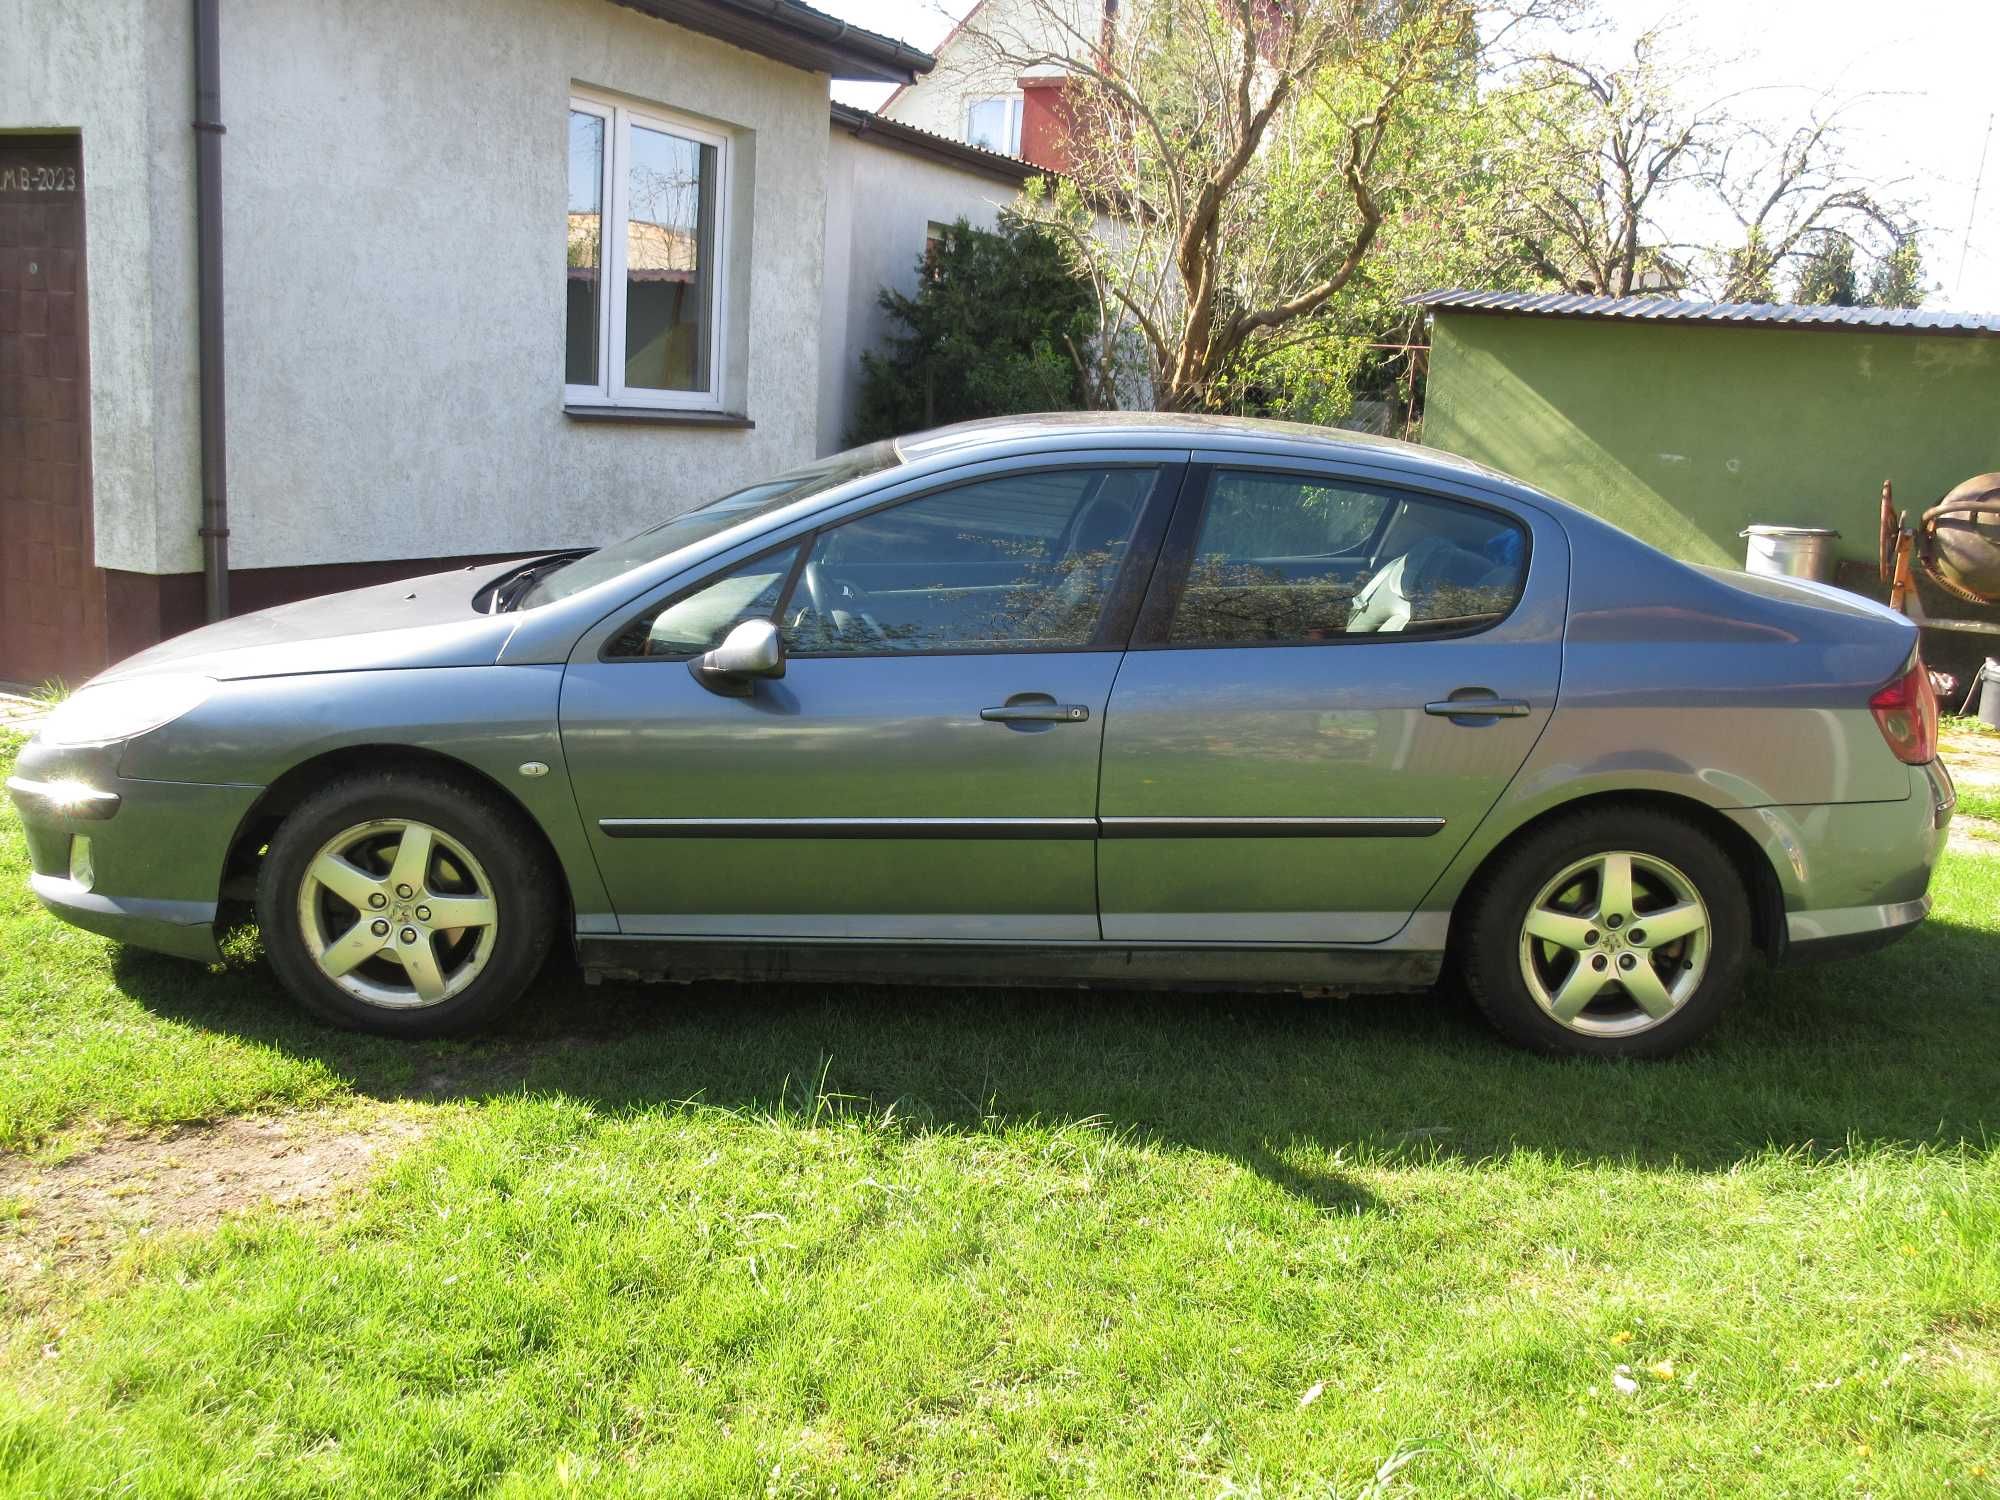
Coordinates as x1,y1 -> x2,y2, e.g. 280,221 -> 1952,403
787,468 -> 1156,655
624,124 -> 715,393
519,440 -> 902,610
565,110 -> 605,387
1169,472 -> 1525,643
966,98 -> 1018,153
607,544 -> 801,659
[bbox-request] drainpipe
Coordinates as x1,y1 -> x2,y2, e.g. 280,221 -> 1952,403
193,0 -> 229,620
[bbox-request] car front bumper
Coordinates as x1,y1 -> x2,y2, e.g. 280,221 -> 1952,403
7,737 -> 263,964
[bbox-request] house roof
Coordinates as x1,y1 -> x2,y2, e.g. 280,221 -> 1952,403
611,0 -> 936,83
829,101 -> 1039,184
1408,288 -> 2000,339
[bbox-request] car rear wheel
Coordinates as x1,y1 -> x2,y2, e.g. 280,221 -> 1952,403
256,771 -> 558,1037
1458,807 -> 1750,1059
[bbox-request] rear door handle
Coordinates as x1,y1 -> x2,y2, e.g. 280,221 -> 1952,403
1425,697 -> 1532,719
981,703 -> 1091,723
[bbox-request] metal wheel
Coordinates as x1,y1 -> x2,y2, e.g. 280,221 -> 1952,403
1516,849 -> 1711,1038
295,817 -> 499,1010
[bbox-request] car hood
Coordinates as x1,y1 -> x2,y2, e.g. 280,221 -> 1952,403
98,560 -> 539,684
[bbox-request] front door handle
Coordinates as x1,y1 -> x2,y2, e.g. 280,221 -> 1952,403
981,703 -> 1091,723
1425,696 -> 1532,719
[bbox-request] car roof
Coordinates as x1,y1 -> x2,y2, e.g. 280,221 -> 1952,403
893,411 -> 1523,493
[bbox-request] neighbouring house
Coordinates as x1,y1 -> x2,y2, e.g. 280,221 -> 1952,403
819,102 -> 1046,455
1,0 -> 935,690
1414,290 -> 2000,574
879,0 -> 1102,172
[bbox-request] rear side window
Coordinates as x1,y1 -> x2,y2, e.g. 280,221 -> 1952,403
1167,470 -> 1527,644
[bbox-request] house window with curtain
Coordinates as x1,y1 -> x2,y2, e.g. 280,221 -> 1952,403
565,93 -> 730,411
964,96 -> 1023,155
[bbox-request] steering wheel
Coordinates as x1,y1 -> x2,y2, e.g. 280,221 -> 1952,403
800,559 -> 886,644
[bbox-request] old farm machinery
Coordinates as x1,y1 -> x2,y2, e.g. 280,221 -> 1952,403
1880,472 -> 2000,718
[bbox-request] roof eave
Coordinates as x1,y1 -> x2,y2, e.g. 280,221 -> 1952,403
829,101 -> 1039,185
610,0 -> 936,84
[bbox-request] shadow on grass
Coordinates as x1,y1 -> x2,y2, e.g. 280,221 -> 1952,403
111,904 -> 2000,1193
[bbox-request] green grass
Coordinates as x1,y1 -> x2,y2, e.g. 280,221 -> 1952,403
2,729 -> 1997,1495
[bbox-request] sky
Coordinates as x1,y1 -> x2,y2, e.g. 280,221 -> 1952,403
818,0 -> 2000,310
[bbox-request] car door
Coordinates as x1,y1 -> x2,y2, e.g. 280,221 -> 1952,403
1096,458 -> 1568,944
559,460 -> 1177,940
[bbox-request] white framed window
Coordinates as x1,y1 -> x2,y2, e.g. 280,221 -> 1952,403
565,92 -> 731,411
965,96 -> 1023,156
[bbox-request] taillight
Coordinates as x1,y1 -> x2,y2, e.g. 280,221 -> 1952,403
1869,653 -> 1938,765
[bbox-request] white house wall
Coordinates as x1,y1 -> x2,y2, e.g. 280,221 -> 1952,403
210,0 -> 829,570
819,130 -> 1021,454
7,0 -> 836,579
2,0 -> 203,576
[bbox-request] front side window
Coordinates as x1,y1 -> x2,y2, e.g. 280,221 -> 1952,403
520,441 -> 901,610
607,545 -> 803,659
965,96 -> 1023,155
566,94 -> 728,410
786,468 -> 1158,655
1168,471 -> 1527,644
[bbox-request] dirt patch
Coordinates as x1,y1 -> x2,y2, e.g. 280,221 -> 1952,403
1943,726 -> 2000,797
1950,815 -> 2000,857
0,1113 -> 422,1297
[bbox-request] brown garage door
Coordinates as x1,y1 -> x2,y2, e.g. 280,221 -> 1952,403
0,134 -> 103,690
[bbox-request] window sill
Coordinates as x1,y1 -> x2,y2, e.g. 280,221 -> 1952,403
564,405 -> 754,429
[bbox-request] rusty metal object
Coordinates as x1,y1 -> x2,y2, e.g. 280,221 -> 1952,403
1879,481 -> 1899,585
1919,472 -> 2000,605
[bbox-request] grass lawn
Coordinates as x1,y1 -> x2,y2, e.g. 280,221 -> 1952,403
1,727 -> 1996,1496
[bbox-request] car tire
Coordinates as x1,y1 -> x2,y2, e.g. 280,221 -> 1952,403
1457,806 -> 1750,1060
256,770 -> 559,1038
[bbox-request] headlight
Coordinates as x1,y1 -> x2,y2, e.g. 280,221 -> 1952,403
38,674 -> 217,747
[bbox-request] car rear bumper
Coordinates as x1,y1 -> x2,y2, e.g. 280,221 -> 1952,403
1782,895 -> 1930,964
1730,759 -> 1952,967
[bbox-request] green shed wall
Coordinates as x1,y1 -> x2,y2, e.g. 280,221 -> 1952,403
1422,313 -> 2000,570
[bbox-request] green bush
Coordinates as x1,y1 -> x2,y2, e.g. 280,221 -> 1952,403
849,217 -> 1095,443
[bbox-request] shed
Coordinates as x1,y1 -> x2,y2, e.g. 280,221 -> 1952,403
1412,290 -> 2000,574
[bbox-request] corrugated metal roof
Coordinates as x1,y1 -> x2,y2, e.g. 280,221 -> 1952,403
829,102 -> 1040,183
1408,288 -> 2000,337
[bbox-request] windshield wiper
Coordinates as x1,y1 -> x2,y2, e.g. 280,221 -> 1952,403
482,551 -> 593,614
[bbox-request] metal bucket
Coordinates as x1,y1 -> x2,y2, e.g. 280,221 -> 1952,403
1981,659 -> 2000,733
1741,525 -> 1841,583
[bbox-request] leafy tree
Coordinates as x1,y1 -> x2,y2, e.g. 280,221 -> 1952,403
848,217 -> 1096,444
1791,231 -> 1860,305
1866,235 -> 1928,308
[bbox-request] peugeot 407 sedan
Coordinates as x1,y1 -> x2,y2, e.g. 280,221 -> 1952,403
7,415 -> 1954,1058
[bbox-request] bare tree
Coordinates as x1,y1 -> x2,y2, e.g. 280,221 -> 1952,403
1704,107 -> 1908,302
1505,30 -> 1914,302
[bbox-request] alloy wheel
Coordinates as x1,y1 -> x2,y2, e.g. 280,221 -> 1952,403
1515,849 -> 1711,1038
295,818 -> 499,1010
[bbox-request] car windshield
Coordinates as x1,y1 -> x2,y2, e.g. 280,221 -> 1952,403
515,440 -> 903,610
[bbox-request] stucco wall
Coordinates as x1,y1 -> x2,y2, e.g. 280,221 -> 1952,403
193,0 -> 829,570
818,130 -> 1023,453
1423,312 -> 2000,570
2,0 -> 203,574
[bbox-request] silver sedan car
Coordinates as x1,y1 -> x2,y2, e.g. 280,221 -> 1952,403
7,415 -> 1954,1058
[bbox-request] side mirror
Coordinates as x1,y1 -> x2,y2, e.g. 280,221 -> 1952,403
689,618 -> 785,697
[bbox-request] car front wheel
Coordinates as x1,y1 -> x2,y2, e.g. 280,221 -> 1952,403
256,771 -> 558,1036
1458,807 -> 1751,1059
